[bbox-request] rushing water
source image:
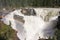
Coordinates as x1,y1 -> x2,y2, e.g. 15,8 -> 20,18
1,8 -> 60,40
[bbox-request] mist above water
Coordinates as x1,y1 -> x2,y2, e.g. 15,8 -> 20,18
1,8 -> 59,40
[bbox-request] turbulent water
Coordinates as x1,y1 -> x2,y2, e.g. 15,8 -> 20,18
1,8 -> 60,40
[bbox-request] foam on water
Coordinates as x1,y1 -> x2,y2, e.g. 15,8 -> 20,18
1,8 -> 59,40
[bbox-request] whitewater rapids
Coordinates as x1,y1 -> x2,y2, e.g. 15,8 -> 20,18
1,8 -> 59,40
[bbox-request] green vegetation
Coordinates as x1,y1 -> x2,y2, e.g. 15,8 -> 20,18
56,30 -> 60,40
0,21 -> 19,40
0,0 -> 60,9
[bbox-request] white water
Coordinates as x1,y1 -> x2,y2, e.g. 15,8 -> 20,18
1,8 -> 59,40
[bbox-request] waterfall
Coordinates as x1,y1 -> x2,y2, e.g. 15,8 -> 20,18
1,8 -> 59,40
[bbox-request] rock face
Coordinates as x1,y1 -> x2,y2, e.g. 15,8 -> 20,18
14,15 -> 25,24
57,16 -> 60,29
21,8 -> 36,16
0,10 -> 9,19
